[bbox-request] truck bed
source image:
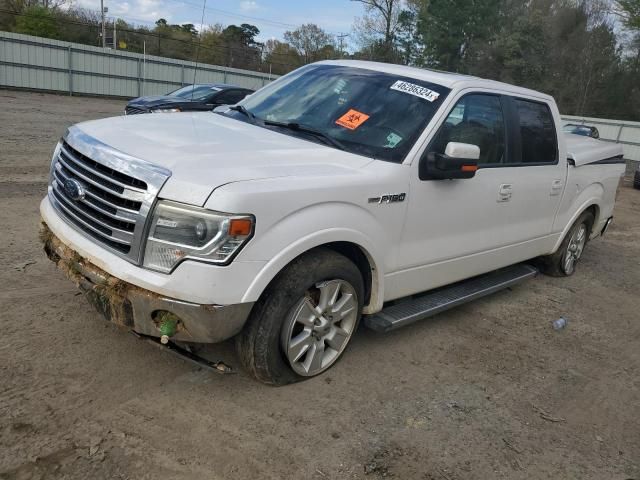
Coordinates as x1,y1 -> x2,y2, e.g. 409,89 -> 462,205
564,133 -> 624,166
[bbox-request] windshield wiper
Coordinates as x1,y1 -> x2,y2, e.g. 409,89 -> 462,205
263,120 -> 347,151
228,105 -> 256,124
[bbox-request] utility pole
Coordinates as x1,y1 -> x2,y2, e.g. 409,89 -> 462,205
113,18 -> 117,49
100,0 -> 107,48
337,33 -> 349,58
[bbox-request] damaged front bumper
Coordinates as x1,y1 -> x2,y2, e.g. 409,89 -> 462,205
40,223 -> 253,343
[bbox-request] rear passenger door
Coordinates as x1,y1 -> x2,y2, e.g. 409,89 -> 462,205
392,91 -> 565,299
505,96 -> 566,237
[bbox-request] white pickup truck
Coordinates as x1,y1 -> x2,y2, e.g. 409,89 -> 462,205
40,60 -> 625,384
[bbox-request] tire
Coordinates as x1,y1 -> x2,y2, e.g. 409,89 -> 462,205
236,248 -> 364,385
633,171 -> 640,190
538,210 -> 594,277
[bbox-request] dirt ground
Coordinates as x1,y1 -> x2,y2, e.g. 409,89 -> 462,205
0,89 -> 639,480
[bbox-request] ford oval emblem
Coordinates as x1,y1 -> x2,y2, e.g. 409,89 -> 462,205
64,178 -> 85,201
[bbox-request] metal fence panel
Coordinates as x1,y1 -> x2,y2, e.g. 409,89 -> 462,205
0,31 -> 276,98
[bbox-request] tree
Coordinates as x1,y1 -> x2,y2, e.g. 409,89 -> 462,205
351,0 -> 402,61
615,0 -> 640,30
198,24 -> 226,66
152,19 -> 199,60
283,24 -> 335,64
264,38 -> 301,73
14,5 -> 59,38
222,23 -> 260,46
394,6 -> 421,65
413,0 -> 503,71
221,23 -> 262,69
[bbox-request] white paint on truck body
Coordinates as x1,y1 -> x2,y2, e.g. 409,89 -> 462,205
40,60 -> 626,319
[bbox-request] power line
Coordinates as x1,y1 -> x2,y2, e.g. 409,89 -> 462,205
0,8 -> 304,67
114,0 -> 346,36
163,0 -> 298,29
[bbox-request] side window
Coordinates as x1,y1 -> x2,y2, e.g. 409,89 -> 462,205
215,90 -> 244,105
513,99 -> 557,164
431,94 -> 506,165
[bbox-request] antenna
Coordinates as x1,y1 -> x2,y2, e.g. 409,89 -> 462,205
191,0 -> 208,102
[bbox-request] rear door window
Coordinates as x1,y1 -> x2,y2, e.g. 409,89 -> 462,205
216,90 -> 247,105
215,90 -> 245,105
513,99 -> 558,164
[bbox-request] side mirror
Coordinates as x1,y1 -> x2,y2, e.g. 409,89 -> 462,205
419,142 -> 480,180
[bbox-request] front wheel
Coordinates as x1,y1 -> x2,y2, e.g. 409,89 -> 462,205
236,248 -> 364,385
538,211 -> 594,277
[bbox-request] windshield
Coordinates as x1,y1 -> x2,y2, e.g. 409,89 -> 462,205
169,84 -> 220,101
233,64 -> 451,162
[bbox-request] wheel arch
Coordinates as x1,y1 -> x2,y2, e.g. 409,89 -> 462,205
552,200 -> 600,253
241,235 -> 383,314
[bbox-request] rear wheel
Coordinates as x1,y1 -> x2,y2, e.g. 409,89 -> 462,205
634,170 -> 640,190
236,248 -> 364,385
538,211 -> 594,277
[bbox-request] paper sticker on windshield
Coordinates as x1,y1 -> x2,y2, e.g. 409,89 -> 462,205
336,109 -> 370,130
385,132 -> 403,148
390,80 -> 440,102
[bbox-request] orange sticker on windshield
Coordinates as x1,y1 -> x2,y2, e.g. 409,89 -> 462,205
335,109 -> 370,130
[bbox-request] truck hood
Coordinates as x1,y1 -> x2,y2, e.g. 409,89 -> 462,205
70,112 -> 372,205
564,133 -> 624,167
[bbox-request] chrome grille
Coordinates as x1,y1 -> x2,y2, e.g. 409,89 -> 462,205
49,127 -> 171,263
125,106 -> 147,115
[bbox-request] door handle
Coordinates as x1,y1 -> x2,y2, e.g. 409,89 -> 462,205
498,184 -> 512,202
550,179 -> 564,196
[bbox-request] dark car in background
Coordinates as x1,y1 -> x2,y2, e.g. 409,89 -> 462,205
125,84 -> 254,115
563,123 -> 600,139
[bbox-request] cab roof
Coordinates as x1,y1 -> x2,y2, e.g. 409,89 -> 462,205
319,60 -> 553,103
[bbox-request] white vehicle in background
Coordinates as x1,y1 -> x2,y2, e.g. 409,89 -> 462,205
40,61 -> 625,384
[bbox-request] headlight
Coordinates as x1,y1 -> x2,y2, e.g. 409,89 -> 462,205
152,107 -> 181,113
143,201 -> 254,273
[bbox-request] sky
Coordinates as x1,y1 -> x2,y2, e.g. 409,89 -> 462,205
71,0 -> 364,47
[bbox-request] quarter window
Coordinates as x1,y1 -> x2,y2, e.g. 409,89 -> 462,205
431,94 -> 506,165
513,99 -> 557,164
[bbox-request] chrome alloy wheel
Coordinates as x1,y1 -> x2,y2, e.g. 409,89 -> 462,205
281,279 -> 358,377
562,223 -> 587,275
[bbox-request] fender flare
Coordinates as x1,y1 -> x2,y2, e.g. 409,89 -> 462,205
552,185 -> 603,253
241,228 -> 385,314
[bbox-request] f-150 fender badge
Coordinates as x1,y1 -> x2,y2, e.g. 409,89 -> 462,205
368,193 -> 406,204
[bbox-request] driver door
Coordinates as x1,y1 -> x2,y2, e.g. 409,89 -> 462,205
388,92 -> 563,300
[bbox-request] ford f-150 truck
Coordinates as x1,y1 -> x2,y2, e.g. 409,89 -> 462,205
40,60 -> 625,384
